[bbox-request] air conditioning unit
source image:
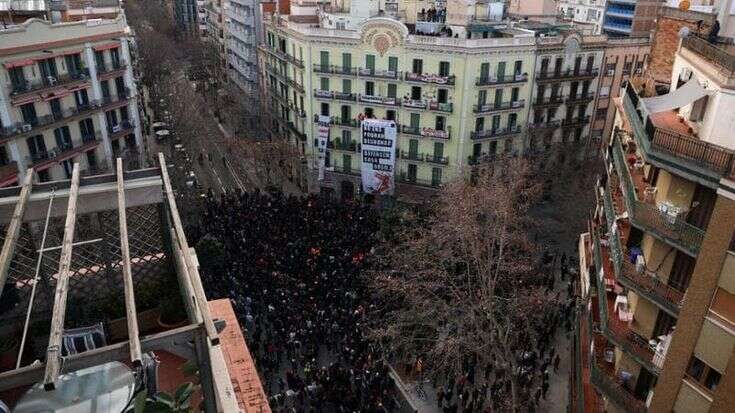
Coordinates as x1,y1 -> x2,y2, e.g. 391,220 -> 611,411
22,124 -> 32,132
47,76 -> 57,85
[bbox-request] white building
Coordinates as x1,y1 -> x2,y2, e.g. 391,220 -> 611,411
558,0 -> 607,34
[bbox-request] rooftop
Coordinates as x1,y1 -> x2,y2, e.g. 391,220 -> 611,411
0,155 -> 265,412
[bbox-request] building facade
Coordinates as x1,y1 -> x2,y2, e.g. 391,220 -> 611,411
572,17 -> 735,413
603,0 -> 660,37
0,15 -> 142,186
558,0 -> 607,34
174,0 -> 200,33
227,0 -> 258,94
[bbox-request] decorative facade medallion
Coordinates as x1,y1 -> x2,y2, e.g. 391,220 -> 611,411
359,17 -> 408,57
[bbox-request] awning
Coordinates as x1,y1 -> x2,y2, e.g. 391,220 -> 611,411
642,79 -> 713,113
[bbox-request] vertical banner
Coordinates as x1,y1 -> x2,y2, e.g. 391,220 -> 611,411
360,119 -> 397,195
317,115 -> 330,181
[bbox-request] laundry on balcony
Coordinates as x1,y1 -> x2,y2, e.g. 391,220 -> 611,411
641,79 -> 713,113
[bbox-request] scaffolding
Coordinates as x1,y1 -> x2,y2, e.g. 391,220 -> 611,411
0,154 -> 239,412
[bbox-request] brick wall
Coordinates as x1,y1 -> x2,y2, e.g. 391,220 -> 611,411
648,16 -> 712,86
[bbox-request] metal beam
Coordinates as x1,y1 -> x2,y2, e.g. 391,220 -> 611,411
0,324 -> 202,392
116,158 -> 143,367
0,169 -> 33,299
157,153 -> 219,345
43,163 -> 80,391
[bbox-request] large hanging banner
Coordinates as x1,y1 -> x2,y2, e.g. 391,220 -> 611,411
360,119 -> 397,195
317,115 -> 330,181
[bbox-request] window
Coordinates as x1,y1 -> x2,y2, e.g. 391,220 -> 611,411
20,103 -> 38,125
320,77 -> 330,91
504,139 -> 513,152
94,50 -> 105,71
480,62 -> 490,80
26,135 -> 47,160
439,61 -> 450,77
342,53 -> 352,69
431,167 -> 442,186
623,61 -> 633,75
320,51 -> 329,67
478,90 -> 487,106
435,116 -> 445,131
342,79 -> 351,94
686,356 -> 721,393
411,86 -> 422,100
321,102 -> 329,116
340,105 -> 350,121
689,96 -> 709,122
491,115 -> 500,132
54,126 -> 72,149
511,87 -> 519,102
79,118 -> 95,139
387,83 -> 397,99
386,110 -> 396,121
365,81 -> 375,96
475,117 -> 484,132
9,67 -> 26,90
496,61 -> 506,80
110,48 -> 120,67
605,63 -> 616,76
574,56 -> 582,74
494,89 -> 503,107
343,154 -> 352,172
100,80 -> 111,100
434,141 -> 444,158
342,129 -> 351,142
514,60 -> 522,76
365,54 -> 375,71
75,89 -> 89,107
407,164 -> 417,181
410,113 -> 420,128
508,113 -> 517,129
599,86 -> 610,97
388,56 -> 398,73
437,89 -> 448,104
412,59 -> 423,75
408,139 -> 418,156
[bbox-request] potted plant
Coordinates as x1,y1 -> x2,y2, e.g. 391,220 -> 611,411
130,382 -> 196,413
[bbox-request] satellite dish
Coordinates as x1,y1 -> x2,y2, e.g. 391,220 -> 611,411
678,26 -> 690,39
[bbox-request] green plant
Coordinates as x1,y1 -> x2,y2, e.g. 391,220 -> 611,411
131,382 -> 195,413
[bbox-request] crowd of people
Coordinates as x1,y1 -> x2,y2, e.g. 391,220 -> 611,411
190,190 -> 401,412
187,189 -> 577,412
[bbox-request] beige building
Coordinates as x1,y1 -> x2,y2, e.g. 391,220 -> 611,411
0,14 -> 142,187
572,14 -> 735,413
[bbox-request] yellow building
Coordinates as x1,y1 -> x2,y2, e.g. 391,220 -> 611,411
573,30 -> 735,413
258,0 -> 610,197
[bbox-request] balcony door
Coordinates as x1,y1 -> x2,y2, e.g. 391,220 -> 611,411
79,118 -> 95,140
26,135 -> 47,161
410,113 -> 420,129
342,53 -> 352,70
20,103 -> 38,126
574,56 -> 582,75
408,139 -> 418,158
407,164 -> 417,182
74,89 -> 90,107
38,58 -> 58,82
49,98 -> 62,120
496,62 -> 506,81
9,67 -> 26,90
480,62 -> 489,81
110,48 -> 120,67
54,126 -> 72,150
341,105 -> 351,123
65,54 -> 83,76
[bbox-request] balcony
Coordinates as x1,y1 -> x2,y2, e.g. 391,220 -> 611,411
313,64 -> 358,76
562,116 -> 591,128
474,100 -> 525,114
1,95 -> 129,142
567,92 -> 596,105
533,95 -> 565,108
108,120 -> 136,140
264,46 -> 304,68
476,73 -> 528,86
425,154 -> 449,165
286,78 -> 305,93
681,36 -> 735,75
9,69 -> 91,101
396,172 -> 441,188
312,114 -> 359,128
0,161 -> 19,187
334,91 -> 357,102
400,151 -> 424,162
328,139 -> 358,152
622,84 -> 735,183
589,357 -> 646,413
610,129 -> 706,256
470,125 -> 522,140
97,60 -> 127,77
287,121 -> 307,141
26,136 -> 100,171
529,119 -> 561,130
358,68 -> 398,80
602,175 -> 685,316
358,94 -> 399,107
404,72 -> 455,86
401,125 -> 451,140
536,68 -> 600,83
591,226 -> 667,377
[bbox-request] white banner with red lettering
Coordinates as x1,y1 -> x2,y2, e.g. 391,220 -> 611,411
360,119 -> 397,195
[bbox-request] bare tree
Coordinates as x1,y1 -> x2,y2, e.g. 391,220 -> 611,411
370,158 -> 559,412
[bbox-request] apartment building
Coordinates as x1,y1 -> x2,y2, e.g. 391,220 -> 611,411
603,0 -> 660,37
258,0 -> 614,198
593,36 -> 649,144
0,14 -> 142,187
558,0 -> 607,34
227,0 -> 258,94
572,23 -> 735,413
205,0 -> 229,75
174,0 -> 200,33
